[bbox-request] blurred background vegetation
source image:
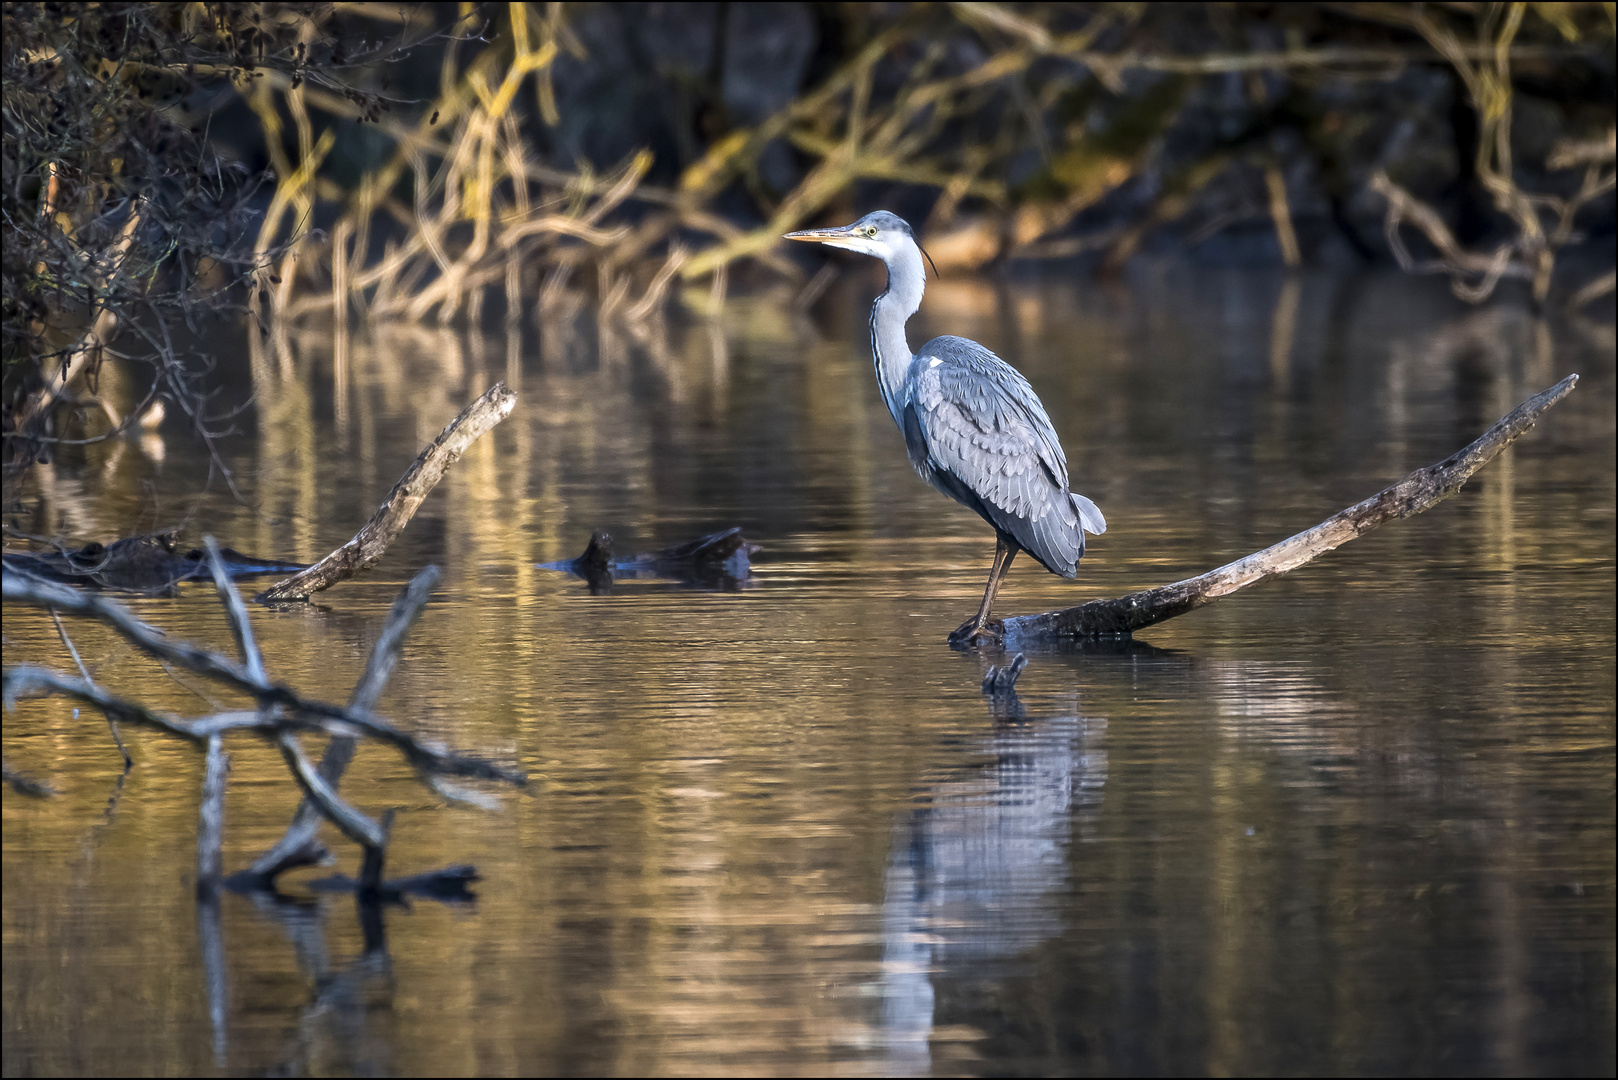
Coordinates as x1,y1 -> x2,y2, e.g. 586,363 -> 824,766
3,1 -> 1614,465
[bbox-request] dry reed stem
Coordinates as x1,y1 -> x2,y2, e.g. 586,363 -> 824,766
1370,171 -> 1533,301
1358,4 -> 1615,303
18,203 -> 144,440
1264,164 -> 1301,268
237,4 -> 1608,321
1567,269 -> 1616,311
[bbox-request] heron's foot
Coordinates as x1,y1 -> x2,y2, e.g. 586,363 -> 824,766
948,617 -> 1005,648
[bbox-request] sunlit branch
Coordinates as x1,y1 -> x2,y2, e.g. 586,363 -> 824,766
1003,374 -> 1580,642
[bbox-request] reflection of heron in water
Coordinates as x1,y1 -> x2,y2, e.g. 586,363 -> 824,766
785,211 -> 1106,645
877,676 -> 1108,1072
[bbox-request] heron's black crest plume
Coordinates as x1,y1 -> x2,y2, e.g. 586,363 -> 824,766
918,239 -> 940,280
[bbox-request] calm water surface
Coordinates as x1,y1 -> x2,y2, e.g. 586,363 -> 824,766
3,265 -> 1614,1076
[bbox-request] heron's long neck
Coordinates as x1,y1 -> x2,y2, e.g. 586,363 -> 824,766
869,242 -> 925,428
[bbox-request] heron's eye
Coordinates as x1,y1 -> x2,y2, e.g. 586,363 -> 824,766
864,226 -> 877,238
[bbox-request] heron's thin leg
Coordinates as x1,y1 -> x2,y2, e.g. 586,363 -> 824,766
957,536 -> 1017,641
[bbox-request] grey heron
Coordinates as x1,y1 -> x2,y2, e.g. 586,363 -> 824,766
784,210 -> 1106,645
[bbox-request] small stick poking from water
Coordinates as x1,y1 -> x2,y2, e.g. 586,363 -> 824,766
1004,373 -> 1580,643
197,735 -> 229,899
197,538 -> 261,901
260,383 -> 517,601
982,653 -> 1028,694
51,609 -> 130,770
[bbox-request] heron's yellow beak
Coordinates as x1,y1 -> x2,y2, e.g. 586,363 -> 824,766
783,225 -> 861,248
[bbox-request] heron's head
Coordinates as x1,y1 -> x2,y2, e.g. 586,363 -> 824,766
783,210 -> 917,261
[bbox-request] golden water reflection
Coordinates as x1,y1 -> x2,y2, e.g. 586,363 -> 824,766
3,265 -> 1614,1076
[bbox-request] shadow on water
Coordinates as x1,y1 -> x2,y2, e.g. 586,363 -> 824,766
202,867 -> 485,1074
879,625 -> 1614,1075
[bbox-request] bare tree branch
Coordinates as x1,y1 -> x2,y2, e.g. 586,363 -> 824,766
250,566 -> 441,879
259,383 -> 517,601
0,574 -> 526,786
1003,373 -> 1579,643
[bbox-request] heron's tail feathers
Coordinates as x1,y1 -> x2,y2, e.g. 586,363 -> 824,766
1073,493 -> 1106,536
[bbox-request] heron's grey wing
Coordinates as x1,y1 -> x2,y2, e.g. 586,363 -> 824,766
925,340 -> 1105,535
908,338 -> 1092,574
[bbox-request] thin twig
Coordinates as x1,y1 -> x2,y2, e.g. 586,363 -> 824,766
202,537 -> 265,683
51,608 -> 130,768
0,581 -> 527,786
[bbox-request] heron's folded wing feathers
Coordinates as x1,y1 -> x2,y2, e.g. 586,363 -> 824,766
910,339 -> 1096,571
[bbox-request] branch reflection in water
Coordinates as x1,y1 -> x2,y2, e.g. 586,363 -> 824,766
234,890 -> 397,1076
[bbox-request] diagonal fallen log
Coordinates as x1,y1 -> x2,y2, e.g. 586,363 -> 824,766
259,382 -> 517,601
1001,373 -> 1579,644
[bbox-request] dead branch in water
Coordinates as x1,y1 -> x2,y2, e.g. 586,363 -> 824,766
250,567 -> 441,881
260,382 -> 517,601
1002,374 -> 1579,643
2,569 -> 525,787
3,546 -> 524,896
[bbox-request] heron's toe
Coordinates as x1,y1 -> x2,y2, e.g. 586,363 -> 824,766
948,618 -> 1005,649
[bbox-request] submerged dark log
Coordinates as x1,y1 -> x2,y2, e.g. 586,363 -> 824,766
575,530 -> 615,575
630,527 -> 760,579
543,526 -> 759,590
562,530 -> 615,592
1001,374 -> 1579,644
260,382 -> 517,602
1,532 -> 304,594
